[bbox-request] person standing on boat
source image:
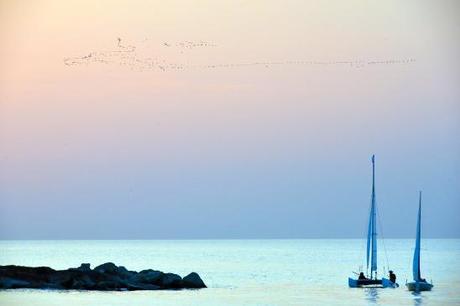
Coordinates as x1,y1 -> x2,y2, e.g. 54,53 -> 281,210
389,270 -> 396,283
358,272 -> 367,280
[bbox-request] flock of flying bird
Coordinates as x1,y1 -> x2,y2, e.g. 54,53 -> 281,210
63,38 -> 416,72
163,40 -> 217,49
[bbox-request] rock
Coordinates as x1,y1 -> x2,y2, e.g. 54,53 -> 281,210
94,262 -> 118,274
126,283 -> 161,290
134,269 -> 163,284
183,272 -> 207,288
64,274 -> 95,290
159,273 -> 183,288
93,280 -> 123,290
117,266 -> 135,279
0,277 -> 31,289
0,265 -> 55,288
77,263 -> 92,272
0,263 -> 206,291
68,263 -> 91,273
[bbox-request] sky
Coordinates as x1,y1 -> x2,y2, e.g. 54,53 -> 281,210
0,0 -> 459,239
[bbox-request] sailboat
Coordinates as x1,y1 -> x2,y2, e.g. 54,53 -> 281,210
406,191 -> 434,291
348,155 -> 398,288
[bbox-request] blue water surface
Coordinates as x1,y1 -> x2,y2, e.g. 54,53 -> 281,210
0,239 -> 459,305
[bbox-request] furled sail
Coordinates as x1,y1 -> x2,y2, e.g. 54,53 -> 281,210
413,191 -> 422,281
366,206 -> 372,271
371,196 -> 377,274
366,155 -> 378,277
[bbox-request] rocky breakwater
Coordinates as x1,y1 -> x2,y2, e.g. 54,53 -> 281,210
0,263 -> 206,291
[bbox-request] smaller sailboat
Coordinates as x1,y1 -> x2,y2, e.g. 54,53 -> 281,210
406,191 -> 434,291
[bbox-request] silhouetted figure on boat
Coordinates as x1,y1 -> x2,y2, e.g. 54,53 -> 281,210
389,270 -> 396,283
358,272 -> 367,280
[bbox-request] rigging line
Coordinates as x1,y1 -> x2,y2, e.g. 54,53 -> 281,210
359,197 -> 372,275
364,197 -> 373,277
376,204 -> 390,273
424,236 -> 432,281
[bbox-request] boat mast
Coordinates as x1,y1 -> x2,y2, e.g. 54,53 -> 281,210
413,191 -> 422,281
366,155 -> 378,279
370,155 -> 378,279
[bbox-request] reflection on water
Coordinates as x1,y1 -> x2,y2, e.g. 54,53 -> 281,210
364,288 -> 379,304
412,292 -> 424,306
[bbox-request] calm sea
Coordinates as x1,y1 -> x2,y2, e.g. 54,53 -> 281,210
0,239 -> 459,305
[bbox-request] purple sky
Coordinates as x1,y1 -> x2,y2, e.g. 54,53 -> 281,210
1,0 -> 459,239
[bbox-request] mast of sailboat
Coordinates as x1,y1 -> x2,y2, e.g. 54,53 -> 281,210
366,155 -> 378,279
371,155 -> 377,279
413,191 -> 422,281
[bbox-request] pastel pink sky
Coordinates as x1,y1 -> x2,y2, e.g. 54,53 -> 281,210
0,0 -> 459,238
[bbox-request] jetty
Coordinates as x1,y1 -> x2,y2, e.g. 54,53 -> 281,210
0,262 -> 206,291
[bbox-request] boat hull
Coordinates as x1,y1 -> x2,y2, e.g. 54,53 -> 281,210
382,277 -> 399,288
406,281 -> 433,291
348,277 -> 398,288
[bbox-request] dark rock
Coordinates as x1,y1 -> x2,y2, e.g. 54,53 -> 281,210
0,265 -> 55,288
93,280 -> 123,290
183,272 -> 207,288
64,274 -> 96,290
0,277 -> 31,289
126,283 -> 161,290
77,263 -> 92,272
0,263 -> 206,291
94,262 -> 118,274
159,273 -> 183,288
117,266 -> 135,279
134,269 -> 163,284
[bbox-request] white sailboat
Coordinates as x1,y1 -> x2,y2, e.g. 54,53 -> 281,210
406,191 -> 434,291
348,155 -> 398,288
